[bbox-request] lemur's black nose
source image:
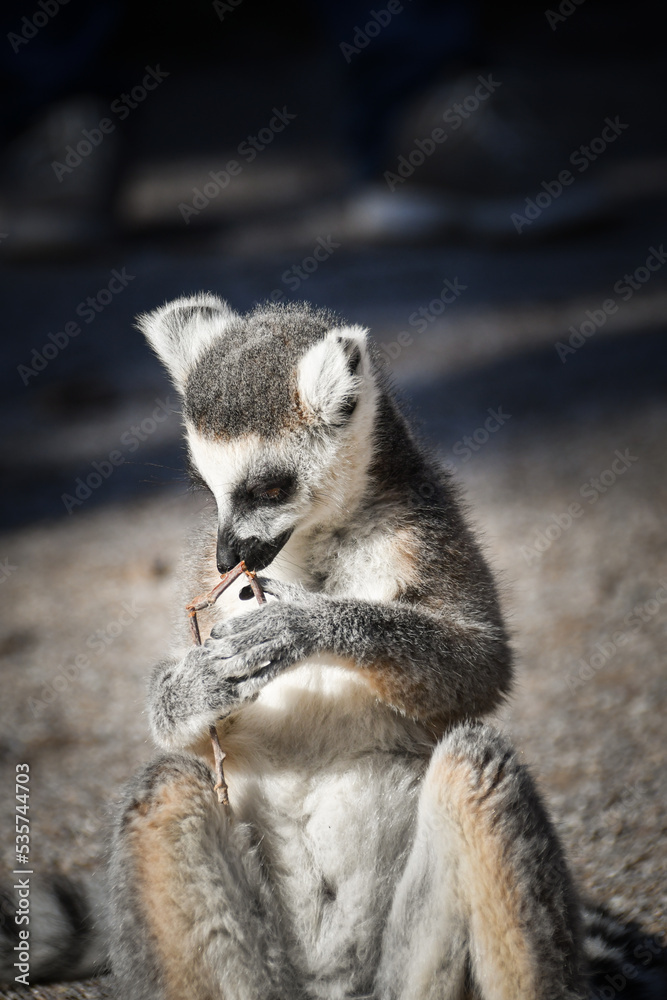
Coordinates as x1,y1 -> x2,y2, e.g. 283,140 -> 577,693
216,530 -> 240,574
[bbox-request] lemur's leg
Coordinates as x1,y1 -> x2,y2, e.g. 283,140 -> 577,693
374,724 -> 586,1000
109,752 -> 301,1000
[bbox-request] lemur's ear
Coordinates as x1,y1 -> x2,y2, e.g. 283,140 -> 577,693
297,326 -> 369,425
136,293 -> 237,389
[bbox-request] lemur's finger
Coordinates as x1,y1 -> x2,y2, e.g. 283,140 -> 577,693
209,611 -> 266,643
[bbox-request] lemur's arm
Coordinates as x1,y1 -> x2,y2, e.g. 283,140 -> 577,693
148,578 -> 512,748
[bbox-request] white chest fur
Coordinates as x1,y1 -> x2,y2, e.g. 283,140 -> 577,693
220,664 -> 428,990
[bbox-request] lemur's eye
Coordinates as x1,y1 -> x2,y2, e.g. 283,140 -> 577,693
258,486 -> 282,500
248,479 -> 293,503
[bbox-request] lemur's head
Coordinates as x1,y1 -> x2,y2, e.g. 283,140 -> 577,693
137,294 -> 379,572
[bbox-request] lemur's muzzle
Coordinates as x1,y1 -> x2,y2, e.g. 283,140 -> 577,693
216,526 -> 293,575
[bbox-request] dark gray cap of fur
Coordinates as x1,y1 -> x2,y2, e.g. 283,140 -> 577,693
184,301 -> 342,438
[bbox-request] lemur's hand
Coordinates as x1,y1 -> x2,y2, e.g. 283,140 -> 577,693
205,578 -> 322,679
149,581 -> 329,747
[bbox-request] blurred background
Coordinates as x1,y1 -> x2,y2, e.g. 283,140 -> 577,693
0,0 -> 666,992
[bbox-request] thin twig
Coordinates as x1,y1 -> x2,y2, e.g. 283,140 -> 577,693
209,723 -> 229,805
188,608 -> 202,645
246,570 -> 267,605
186,561 -> 247,614
186,561 -> 265,805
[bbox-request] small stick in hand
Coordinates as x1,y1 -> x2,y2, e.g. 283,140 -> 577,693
244,568 -> 267,606
208,722 -> 229,806
186,561 -> 265,804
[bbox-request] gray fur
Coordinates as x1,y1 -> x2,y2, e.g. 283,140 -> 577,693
184,301 -> 346,438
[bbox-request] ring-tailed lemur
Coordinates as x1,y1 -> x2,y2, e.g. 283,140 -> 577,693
1,297 -> 665,998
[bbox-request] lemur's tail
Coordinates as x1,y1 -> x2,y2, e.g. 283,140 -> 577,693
0,872 -> 110,985
582,903 -> 667,999
1,875 -> 665,996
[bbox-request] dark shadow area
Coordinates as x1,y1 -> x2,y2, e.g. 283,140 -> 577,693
1,0 -> 666,529
2,314 -> 665,526
411,325 -> 667,446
